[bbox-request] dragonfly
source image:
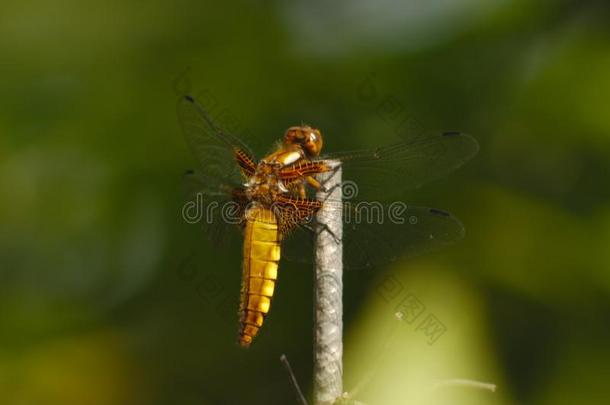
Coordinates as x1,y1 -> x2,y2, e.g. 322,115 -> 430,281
178,95 -> 478,347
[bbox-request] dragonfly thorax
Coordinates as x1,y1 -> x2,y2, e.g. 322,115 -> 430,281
245,161 -> 290,205
244,143 -> 311,204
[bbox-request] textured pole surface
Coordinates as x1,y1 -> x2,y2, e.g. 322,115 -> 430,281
313,161 -> 343,404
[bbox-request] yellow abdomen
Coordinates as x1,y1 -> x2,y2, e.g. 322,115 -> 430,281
238,205 -> 280,347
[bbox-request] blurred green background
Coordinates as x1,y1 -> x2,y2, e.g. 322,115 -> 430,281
2,0 -> 610,404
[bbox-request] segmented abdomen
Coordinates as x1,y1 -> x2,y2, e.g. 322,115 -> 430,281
238,206 -> 280,347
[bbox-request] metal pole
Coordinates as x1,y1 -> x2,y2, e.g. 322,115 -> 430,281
313,161 -> 343,404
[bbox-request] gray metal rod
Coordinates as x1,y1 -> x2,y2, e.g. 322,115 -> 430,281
313,161 -> 343,404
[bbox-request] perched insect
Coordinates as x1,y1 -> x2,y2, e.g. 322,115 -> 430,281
178,95 -> 478,347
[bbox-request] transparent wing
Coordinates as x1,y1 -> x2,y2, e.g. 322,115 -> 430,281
181,169 -> 244,250
178,94 -> 258,250
321,131 -> 478,200
177,95 -> 255,189
282,200 -> 465,270
282,129 -> 475,268
341,203 -> 464,268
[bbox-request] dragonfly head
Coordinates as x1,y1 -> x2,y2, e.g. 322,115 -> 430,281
284,126 -> 323,157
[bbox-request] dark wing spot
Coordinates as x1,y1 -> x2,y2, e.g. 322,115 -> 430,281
184,169 -> 195,175
429,208 -> 451,217
184,95 -> 195,102
442,131 -> 461,137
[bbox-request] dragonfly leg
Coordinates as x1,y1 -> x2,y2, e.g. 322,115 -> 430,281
306,175 -> 325,191
297,183 -> 307,199
304,222 -> 342,244
314,163 -> 343,193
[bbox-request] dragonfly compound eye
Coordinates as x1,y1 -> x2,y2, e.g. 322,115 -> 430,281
284,126 -> 323,156
283,127 -> 303,144
304,128 -> 323,156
